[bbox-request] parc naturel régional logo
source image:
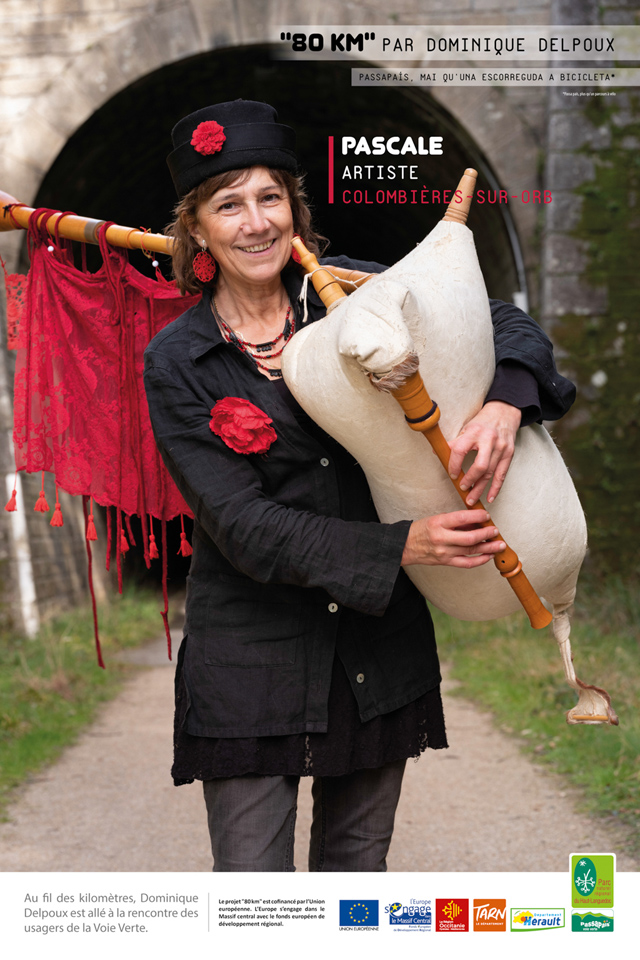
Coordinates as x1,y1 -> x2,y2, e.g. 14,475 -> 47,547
571,854 -> 614,908
510,908 -> 565,931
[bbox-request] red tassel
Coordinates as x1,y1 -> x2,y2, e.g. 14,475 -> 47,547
34,472 -> 49,512
86,497 -> 97,540
178,532 -> 193,557
178,514 -> 193,556
5,470 -> 17,511
120,531 -> 130,553
50,483 -> 63,526
148,514 -> 159,558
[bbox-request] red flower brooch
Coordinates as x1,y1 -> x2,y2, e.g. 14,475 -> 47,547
191,120 -> 226,156
209,397 -> 277,455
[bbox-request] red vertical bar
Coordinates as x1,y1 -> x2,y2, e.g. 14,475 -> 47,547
328,136 -> 334,204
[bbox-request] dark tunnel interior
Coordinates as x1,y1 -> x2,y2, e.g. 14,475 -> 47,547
31,45 -> 524,585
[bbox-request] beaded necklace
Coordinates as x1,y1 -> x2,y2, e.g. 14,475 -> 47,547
212,296 -> 295,379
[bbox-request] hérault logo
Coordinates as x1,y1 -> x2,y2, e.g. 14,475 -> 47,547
511,908 -> 565,931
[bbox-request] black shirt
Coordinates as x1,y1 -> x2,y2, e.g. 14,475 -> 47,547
143,257 -> 575,745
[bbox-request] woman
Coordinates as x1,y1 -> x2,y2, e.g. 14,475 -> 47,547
144,100 -> 575,872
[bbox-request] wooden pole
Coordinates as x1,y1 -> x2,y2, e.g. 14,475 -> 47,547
0,190 -> 375,290
0,190 -> 174,256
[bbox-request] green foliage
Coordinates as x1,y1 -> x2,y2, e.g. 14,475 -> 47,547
553,94 -> 640,576
0,588 -> 165,815
435,574 -> 640,853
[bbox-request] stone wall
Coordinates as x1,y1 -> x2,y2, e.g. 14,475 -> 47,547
542,1 -> 640,574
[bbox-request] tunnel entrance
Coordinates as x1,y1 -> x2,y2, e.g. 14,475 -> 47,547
32,44 -> 524,585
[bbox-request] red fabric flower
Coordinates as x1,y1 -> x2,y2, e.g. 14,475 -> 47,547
209,397 -> 277,455
191,120 -> 226,156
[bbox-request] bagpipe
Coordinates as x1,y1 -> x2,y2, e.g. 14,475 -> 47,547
282,170 -> 617,727
0,182 -> 619,723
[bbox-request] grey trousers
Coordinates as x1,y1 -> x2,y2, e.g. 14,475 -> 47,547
202,759 -> 406,872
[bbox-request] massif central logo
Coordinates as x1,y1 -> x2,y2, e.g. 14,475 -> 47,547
511,908 -> 565,931
435,899 -> 469,932
339,901 -> 379,928
473,899 -> 506,932
386,900 -> 432,928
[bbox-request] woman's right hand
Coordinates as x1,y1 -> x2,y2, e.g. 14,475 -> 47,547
401,509 -> 506,568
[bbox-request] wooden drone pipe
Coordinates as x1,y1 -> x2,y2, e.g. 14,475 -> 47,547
442,167 -> 478,225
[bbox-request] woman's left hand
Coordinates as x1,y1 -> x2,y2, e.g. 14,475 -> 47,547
447,400 -> 522,506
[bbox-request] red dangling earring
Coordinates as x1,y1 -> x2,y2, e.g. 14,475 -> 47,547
193,242 -> 217,283
291,233 -> 302,264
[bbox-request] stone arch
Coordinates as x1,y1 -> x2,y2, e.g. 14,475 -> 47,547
26,44 -> 533,305
3,15 -> 540,300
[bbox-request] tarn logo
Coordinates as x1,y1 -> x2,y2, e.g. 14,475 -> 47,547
473,899 -> 506,932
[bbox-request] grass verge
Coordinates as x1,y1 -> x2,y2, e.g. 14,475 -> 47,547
0,587 -> 168,817
433,576 -> 640,856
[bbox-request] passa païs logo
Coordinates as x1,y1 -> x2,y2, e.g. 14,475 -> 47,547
339,901 -> 378,928
511,908 -> 565,931
385,900 -> 432,929
572,910 -> 614,932
435,899 -> 468,932
473,899 -> 506,931
571,853 -> 615,908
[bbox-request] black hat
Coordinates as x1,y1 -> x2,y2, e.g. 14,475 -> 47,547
167,100 -> 298,197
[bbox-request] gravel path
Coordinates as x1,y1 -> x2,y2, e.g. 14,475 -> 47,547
0,633 -> 636,873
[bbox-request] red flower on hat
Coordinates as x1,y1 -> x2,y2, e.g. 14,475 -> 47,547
191,120 -> 226,156
209,397 -> 277,455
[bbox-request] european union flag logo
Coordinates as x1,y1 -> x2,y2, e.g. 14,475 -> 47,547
339,900 -> 379,926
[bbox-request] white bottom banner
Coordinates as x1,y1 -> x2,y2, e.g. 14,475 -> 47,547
2,869 -> 637,959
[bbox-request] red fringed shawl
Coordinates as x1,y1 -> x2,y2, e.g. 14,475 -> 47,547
5,210 -> 201,661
